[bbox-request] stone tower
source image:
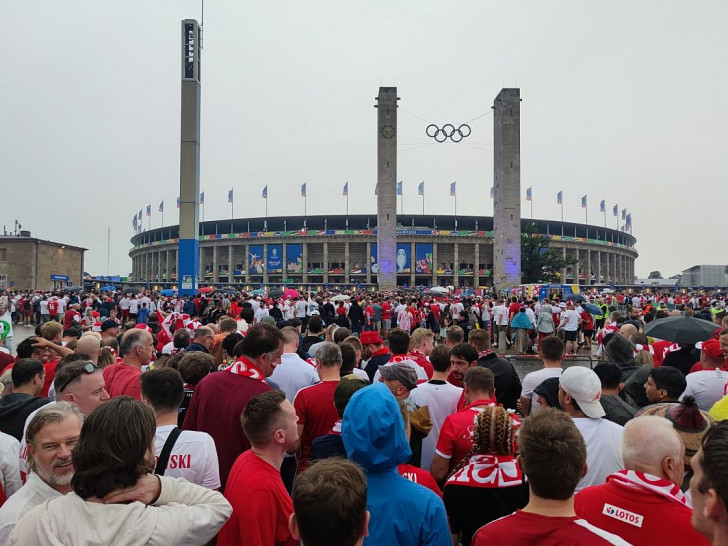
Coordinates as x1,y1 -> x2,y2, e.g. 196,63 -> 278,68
375,87 -> 398,291
493,88 -> 521,294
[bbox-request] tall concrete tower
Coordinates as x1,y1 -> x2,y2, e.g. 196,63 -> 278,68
493,88 -> 522,294
177,20 -> 202,295
375,87 -> 398,291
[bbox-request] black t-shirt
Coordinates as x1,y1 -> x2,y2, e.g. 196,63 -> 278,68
663,347 -> 698,376
444,482 -> 529,546
477,353 -> 522,411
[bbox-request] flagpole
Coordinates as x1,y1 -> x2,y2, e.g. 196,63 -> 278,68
422,189 -> 425,216
603,208 -> 606,228
531,198 -> 533,220
561,200 -> 564,236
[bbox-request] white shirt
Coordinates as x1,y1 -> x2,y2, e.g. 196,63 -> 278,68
572,417 -> 624,492
39,300 -> 49,315
409,380 -> 462,471
373,361 -> 429,383
493,305 -> 509,326
129,299 -> 140,313
520,367 -> 563,414
0,472 -> 62,543
0,312 -> 12,339
269,353 -> 320,403
560,309 -> 581,331
119,297 -> 130,310
681,369 -> 728,411
56,298 -> 66,315
154,425 -> 220,490
295,301 -> 308,318
0,432 -> 21,498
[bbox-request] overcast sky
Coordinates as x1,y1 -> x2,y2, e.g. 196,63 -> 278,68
3,1 -> 726,278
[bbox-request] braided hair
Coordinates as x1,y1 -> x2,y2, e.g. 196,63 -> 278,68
446,405 -> 517,482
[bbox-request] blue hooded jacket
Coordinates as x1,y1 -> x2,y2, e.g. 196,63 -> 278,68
342,383 -> 450,546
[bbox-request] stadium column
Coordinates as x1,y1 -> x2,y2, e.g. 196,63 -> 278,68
474,243 -> 480,288
282,244 -> 287,284
410,242 -> 415,287
365,242 -> 371,285
263,245 -> 269,285
158,252 -> 163,284
323,242 -> 329,285
345,243 -> 350,284
228,245 -> 234,284
375,87 -> 399,291
493,88 -> 522,295
595,251 -> 601,284
212,246 -> 219,283
561,247 -> 567,283
453,243 -> 459,288
166,250 -> 171,282
244,244 -> 250,285
177,20 -> 202,296
431,243 -> 438,287
303,243 -> 309,284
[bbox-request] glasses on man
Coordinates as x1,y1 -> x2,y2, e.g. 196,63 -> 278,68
58,362 -> 98,393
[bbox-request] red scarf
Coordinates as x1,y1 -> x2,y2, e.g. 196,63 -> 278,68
609,470 -> 688,507
227,356 -> 267,382
478,350 -> 494,360
446,454 -> 525,489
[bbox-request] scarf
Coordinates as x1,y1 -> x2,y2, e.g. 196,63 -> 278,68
478,350 -> 495,360
227,355 -> 267,382
446,454 -> 525,489
328,419 -> 342,435
609,470 -> 689,507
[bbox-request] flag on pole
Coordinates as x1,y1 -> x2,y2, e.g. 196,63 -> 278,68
581,195 -> 587,208
626,213 -> 632,227
599,199 -> 605,213
450,182 -> 457,196
159,201 -> 164,213
199,192 -> 205,205
146,205 -> 151,216
613,204 -> 618,216
490,186 -> 494,198
176,197 -> 181,208
262,186 -> 268,199
621,208 -> 626,220
557,191 -> 563,205
418,181 -> 424,196
375,184 -> 379,196
396,181 -> 403,196
343,182 -> 349,196
301,183 -> 306,197
526,187 -> 532,201
138,210 -> 142,221
132,215 -> 137,229
228,189 -> 234,203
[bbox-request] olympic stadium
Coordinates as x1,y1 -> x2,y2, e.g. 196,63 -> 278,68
129,214 -> 637,290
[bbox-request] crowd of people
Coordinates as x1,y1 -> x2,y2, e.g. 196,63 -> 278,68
0,286 -> 727,544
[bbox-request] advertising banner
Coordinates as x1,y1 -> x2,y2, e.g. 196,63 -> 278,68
370,243 -> 378,274
286,244 -> 303,274
396,243 -> 411,273
415,243 -> 433,274
267,244 -> 283,273
248,245 -> 264,275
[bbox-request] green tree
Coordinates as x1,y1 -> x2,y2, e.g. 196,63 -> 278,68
521,223 -> 578,283
648,270 -> 663,279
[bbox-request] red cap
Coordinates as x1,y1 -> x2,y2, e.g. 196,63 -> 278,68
360,331 -> 384,345
702,338 -> 725,360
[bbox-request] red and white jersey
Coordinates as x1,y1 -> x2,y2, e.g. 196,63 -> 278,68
153,425 -> 220,489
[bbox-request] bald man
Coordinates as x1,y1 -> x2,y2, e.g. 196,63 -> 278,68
576,416 -> 709,545
75,335 -> 101,365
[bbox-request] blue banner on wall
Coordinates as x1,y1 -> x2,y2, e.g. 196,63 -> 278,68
396,243 -> 411,273
287,244 -> 303,274
370,243 -> 378,274
267,244 -> 283,273
415,243 -> 433,274
248,245 -> 264,275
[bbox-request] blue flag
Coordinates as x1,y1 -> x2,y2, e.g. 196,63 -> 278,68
343,182 -> 349,196
228,189 -> 234,203
581,195 -> 587,208
490,186 -> 494,198
418,181 -> 424,196
613,204 -> 618,216
301,183 -> 306,197
176,197 -> 181,208
262,186 -> 268,199
199,192 -> 205,205
159,201 -> 164,213
146,205 -> 151,216
599,200 -> 605,213
396,181 -> 402,196
526,187 -> 532,201
557,191 -> 563,205
450,182 -> 456,196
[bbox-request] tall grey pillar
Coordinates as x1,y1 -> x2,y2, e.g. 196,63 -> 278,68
453,243 -> 459,288
431,243 -> 438,287
212,246 -> 219,283
493,88 -> 521,295
375,87 -> 399,291
344,243 -> 350,285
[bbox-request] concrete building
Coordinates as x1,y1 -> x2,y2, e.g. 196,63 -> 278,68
680,265 -> 728,288
376,87 -> 398,291
0,233 -> 85,291
129,214 -> 637,291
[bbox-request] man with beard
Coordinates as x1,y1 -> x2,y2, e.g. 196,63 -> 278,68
0,402 -> 84,542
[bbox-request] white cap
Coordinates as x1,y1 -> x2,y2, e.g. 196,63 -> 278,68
559,366 -> 605,419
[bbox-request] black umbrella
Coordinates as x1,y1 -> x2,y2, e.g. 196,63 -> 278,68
644,316 -> 719,344
268,288 -> 284,299
422,290 -> 443,297
565,293 -> 586,302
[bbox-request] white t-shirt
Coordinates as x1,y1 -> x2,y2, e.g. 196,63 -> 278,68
119,298 -> 130,310
295,301 -> 307,318
561,309 -> 581,331
0,431 -> 21,498
572,417 -> 624,492
129,299 -> 139,314
493,305 -> 509,326
409,380 -> 463,471
373,361 -> 428,384
269,353 -> 320,403
681,369 -> 728,411
520,367 -> 563,414
0,472 -> 62,543
154,425 -> 220,490
40,300 -> 49,315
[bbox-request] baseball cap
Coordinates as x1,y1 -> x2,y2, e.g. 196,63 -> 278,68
334,375 -> 368,413
701,338 -> 724,360
559,366 -> 605,418
379,362 -> 418,391
360,331 -> 384,345
100,319 -> 120,332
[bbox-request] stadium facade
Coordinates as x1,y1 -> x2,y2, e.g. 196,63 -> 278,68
129,214 -> 637,290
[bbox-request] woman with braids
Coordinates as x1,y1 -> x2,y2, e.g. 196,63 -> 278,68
443,404 -> 529,546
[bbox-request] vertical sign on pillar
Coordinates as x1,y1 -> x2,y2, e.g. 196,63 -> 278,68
177,19 -> 202,296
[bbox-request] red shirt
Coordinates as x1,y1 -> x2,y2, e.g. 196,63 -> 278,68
435,399 -> 498,470
102,362 -> 142,400
293,380 -> 339,474
40,360 -> 58,398
398,463 -> 442,497
382,302 -> 391,320
575,477 -> 709,546
63,310 -> 80,330
47,300 -> 58,316
472,510 -> 628,545
219,450 -> 296,546
409,350 -> 434,379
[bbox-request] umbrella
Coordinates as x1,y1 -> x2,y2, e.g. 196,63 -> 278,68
268,288 -> 284,299
284,288 -> 300,299
198,286 -> 214,293
252,289 -> 266,295
332,294 -> 351,302
565,293 -> 586,302
644,316 -> 720,345
582,303 -> 602,315
430,286 -> 450,293
422,290 -> 443,297
159,289 -> 176,296
99,285 -> 115,292
125,288 -> 140,295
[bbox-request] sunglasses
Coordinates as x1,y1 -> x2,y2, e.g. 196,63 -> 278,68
58,363 -> 98,393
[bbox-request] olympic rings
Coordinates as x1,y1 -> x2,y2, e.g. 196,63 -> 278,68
426,123 -> 471,143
